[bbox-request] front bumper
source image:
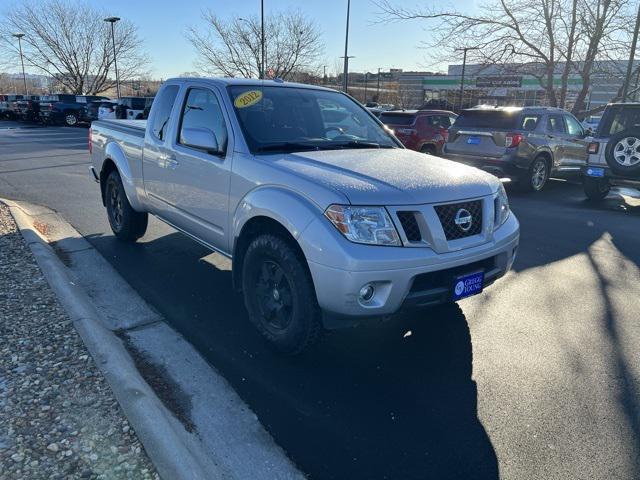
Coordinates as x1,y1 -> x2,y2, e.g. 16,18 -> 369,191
303,212 -> 519,320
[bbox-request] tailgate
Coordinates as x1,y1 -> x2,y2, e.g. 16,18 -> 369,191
446,128 -> 508,158
445,109 -> 520,158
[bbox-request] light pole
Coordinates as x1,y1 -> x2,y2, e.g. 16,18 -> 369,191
342,0 -> 351,92
240,12 -> 266,79
12,33 -> 28,95
104,17 -> 121,99
377,67 -> 382,101
622,3 -> 640,102
363,72 -> 368,103
261,0 -> 265,79
455,46 -> 478,112
323,65 -> 327,85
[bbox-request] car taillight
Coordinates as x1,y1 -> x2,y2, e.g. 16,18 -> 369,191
587,142 -> 599,154
505,133 -> 524,148
88,128 -> 92,154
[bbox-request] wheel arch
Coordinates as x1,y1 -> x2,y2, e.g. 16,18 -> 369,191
98,141 -> 144,211
533,148 -> 553,169
231,187 -> 321,292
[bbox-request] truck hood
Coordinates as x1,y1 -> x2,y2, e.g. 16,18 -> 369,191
267,148 -> 500,205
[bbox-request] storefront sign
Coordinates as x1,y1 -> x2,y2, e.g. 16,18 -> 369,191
476,76 -> 522,88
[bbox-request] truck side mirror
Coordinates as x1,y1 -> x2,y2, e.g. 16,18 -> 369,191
181,127 -> 221,155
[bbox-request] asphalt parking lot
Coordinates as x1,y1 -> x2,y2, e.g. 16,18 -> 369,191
1,122 -> 639,480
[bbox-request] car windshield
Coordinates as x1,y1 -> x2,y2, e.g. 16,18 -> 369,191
228,85 -> 399,154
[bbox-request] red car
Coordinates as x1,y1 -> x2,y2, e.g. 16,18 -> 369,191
379,110 -> 457,155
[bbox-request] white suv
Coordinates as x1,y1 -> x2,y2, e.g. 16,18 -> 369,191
583,103 -> 640,200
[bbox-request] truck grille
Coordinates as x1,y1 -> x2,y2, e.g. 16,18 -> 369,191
396,211 -> 422,242
434,200 -> 482,241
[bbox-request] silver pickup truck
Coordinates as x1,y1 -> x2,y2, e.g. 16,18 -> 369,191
89,78 -> 519,354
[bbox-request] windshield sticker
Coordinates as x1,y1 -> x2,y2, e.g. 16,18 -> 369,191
234,90 -> 263,108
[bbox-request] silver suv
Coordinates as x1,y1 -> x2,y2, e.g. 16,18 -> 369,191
582,103 -> 640,200
443,106 -> 589,191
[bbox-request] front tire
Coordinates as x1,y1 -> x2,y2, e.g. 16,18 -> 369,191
242,234 -> 322,355
520,156 -> 550,192
105,170 -> 148,241
583,176 -> 610,201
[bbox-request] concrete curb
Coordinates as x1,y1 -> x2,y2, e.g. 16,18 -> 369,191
3,198 -> 303,480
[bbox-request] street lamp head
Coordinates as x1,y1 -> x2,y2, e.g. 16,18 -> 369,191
104,17 -> 121,23
12,33 -> 25,39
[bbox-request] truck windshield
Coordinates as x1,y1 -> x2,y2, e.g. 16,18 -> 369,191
228,85 -> 399,154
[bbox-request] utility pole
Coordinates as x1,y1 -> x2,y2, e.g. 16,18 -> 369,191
323,65 -> 327,85
342,0 -> 351,92
455,47 -> 478,112
377,67 -> 381,100
12,33 -> 28,95
622,3 -> 640,102
104,17 -> 121,99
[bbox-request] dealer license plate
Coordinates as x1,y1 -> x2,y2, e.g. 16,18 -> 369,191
453,271 -> 484,300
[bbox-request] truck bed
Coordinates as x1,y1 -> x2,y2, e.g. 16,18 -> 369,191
96,119 -> 146,137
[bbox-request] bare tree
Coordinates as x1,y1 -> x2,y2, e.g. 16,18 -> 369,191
187,10 -> 323,80
376,0 -> 634,116
0,0 -> 148,95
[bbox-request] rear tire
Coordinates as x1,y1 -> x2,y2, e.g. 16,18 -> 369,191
520,156 -> 549,192
420,144 -> 437,156
105,170 -> 148,241
64,112 -> 78,127
583,176 -> 610,201
242,234 -> 322,355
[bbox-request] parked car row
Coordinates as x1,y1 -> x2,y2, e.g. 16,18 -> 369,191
378,102 -> 640,201
0,93 -> 154,126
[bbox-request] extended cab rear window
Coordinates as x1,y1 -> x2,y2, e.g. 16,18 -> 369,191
379,113 -> 415,126
453,110 -> 520,130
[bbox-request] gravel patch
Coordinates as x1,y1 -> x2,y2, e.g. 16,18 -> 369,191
0,203 -> 159,480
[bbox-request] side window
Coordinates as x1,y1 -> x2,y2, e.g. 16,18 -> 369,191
565,115 -> 583,136
151,85 -> 179,141
519,115 -> 539,131
547,115 -> 566,134
438,115 -> 452,128
178,88 -> 228,155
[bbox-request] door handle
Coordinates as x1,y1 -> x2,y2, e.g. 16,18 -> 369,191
159,154 -> 179,169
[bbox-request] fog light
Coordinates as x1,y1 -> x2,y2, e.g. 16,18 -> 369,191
359,284 -> 375,302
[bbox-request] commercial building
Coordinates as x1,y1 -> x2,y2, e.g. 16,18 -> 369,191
399,61 -> 640,113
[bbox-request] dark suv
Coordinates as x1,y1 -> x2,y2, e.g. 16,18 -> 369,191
443,106 -> 589,191
582,103 -> 640,200
379,110 -> 457,155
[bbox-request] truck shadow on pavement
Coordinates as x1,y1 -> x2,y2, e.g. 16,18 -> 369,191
506,180 -> 640,275
85,231 -> 499,480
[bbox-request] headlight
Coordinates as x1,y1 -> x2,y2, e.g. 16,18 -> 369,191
325,205 -> 401,246
494,183 -> 510,227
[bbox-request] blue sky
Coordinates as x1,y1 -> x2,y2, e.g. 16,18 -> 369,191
80,0 -> 477,78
